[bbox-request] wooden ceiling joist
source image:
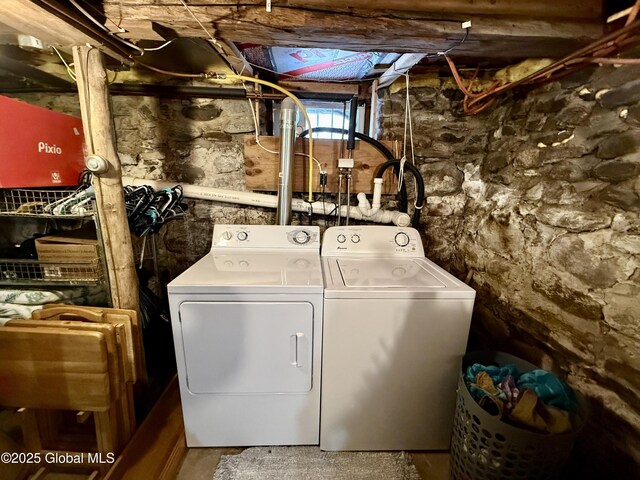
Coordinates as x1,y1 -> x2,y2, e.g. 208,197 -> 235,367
0,53 -> 74,89
1,0 -> 130,63
285,0 -> 602,19
102,3 -> 603,59
105,0 -> 602,20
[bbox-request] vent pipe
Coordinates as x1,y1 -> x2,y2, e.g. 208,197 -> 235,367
276,98 -> 298,225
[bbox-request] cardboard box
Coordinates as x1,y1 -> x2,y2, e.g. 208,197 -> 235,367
35,228 -> 100,281
0,95 -> 86,188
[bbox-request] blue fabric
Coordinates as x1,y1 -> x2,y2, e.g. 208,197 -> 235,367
517,369 -> 578,412
465,363 -> 520,386
465,363 -> 520,403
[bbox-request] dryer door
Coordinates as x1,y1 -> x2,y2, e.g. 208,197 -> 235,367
179,301 -> 313,394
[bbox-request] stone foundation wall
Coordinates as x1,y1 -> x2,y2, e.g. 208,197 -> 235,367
380,65 -> 640,477
8,93 -> 278,277
10,66 -> 640,475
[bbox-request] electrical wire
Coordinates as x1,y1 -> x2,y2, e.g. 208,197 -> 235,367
227,74 -> 315,202
426,27 -> 470,58
139,39 -> 177,53
76,0 -> 126,33
444,14 -> 640,115
247,98 -> 322,169
178,0 -> 223,51
52,46 -> 76,81
156,0 -> 318,200
67,0 -> 143,53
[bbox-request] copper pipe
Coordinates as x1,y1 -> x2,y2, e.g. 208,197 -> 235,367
449,19 -> 640,115
626,0 -> 640,26
444,55 -> 481,98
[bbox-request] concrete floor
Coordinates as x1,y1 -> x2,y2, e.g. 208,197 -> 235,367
176,447 -> 450,480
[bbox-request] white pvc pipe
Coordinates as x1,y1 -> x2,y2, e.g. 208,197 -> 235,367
357,178 -> 383,217
122,176 -> 410,226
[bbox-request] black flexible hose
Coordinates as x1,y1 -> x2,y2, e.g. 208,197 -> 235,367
299,127 -> 394,160
298,127 -> 408,212
375,160 -> 425,229
347,97 -> 358,151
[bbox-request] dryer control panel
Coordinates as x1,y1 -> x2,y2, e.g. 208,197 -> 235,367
212,224 -> 320,250
321,226 -> 424,257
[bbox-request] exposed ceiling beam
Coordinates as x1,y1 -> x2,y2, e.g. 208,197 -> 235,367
293,0 -> 602,19
0,0 -> 131,63
105,1 -> 602,20
102,4 -> 603,60
0,52 -> 74,89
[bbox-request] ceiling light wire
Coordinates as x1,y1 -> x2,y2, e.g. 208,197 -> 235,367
52,46 -> 77,81
178,0 -> 223,52
67,0 -> 143,53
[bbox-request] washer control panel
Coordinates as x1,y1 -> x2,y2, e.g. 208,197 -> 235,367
212,225 -> 320,250
321,226 -> 423,257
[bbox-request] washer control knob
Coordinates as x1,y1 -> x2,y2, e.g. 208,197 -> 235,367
237,231 -> 248,241
337,234 -> 346,244
222,231 -> 233,241
395,232 -> 410,247
239,260 -> 249,268
351,234 -> 360,244
293,230 -> 311,245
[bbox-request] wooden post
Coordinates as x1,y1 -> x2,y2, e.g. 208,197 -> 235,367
72,46 -> 139,311
369,79 -> 379,139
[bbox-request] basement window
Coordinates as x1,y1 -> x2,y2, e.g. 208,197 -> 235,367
273,100 -> 365,139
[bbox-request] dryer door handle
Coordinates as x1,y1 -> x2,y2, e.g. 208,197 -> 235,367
290,332 -> 306,368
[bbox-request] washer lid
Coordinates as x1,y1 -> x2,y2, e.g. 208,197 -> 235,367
337,258 -> 446,287
168,252 -> 323,294
323,257 -> 476,299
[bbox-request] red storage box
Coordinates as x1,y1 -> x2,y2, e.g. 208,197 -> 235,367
0,95 -> 85,188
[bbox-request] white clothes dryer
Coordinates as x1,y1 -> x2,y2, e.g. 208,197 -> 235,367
320,225 -> 475,451
168,224 -> 323,447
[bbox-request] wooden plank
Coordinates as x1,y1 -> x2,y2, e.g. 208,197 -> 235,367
0,328 -> 112,411
106,0 -> 601,20
104,376 -> 186,480
0,0 -> 129,63
7,320 -> 122,399
73,46 -> 139,312
19,409 -> 43,452
102,4 -> 603,59
285,0 -> 601,19
8,318 -> 134,450
245,135 -> 395,193
279,81 -> 359,95
41,304 -> 147,383
34,306 -> 138,383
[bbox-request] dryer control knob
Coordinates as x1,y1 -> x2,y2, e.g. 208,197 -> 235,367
337,234 -> 346,243
237,231 -> 248,241
293,230 -> 310,245
222,231 -> 233,241
395,232 -> 410,247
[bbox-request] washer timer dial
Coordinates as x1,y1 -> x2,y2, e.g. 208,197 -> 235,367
293,230 -> 311,245
351,234 -> 361,243
394,232 -> 410,247
237,231 -> 249,241
337,234 -> 346,243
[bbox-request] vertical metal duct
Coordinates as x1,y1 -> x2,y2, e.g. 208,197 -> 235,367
276,98 -> 298,225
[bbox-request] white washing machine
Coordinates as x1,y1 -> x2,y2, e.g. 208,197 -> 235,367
168,224 -> 323,447
320,225 -> 475,451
